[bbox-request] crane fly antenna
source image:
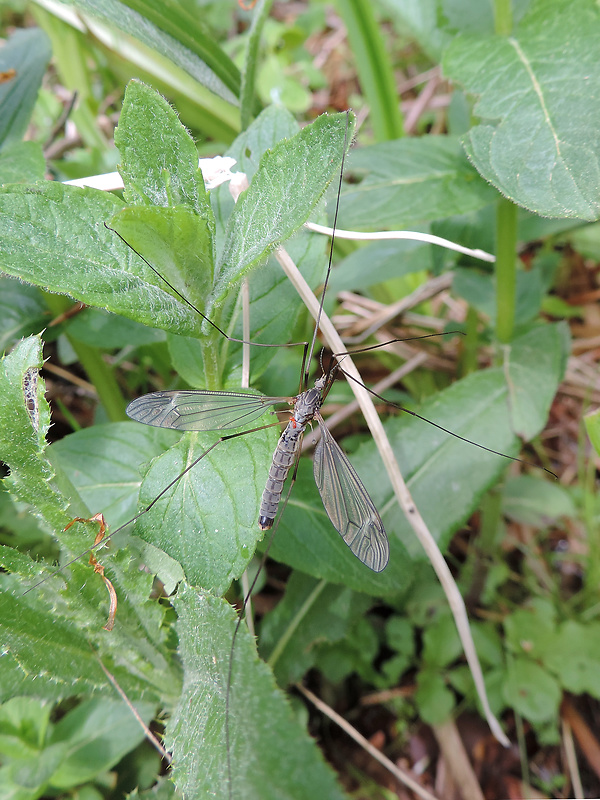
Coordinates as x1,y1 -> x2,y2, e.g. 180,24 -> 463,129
304,112 -> 351,387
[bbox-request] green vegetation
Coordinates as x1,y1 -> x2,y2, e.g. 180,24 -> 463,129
0,1 -> 598,798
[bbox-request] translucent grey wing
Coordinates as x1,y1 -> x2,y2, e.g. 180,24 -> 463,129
126,390 -> 289,431
313,416 -> 389,573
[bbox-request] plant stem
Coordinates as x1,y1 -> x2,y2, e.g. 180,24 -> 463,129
494,0 -> 513,35
335,0 -> 404,142
459,305 -> 480,376
495,197 -> 518,344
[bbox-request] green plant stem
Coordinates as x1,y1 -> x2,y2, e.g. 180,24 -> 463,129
459,305 -> 479,376
268,579 -> 327,670
479,489 -> 503,552
335,0 -> 404,142
495,198 -> 518,344
494,0 -> 513,35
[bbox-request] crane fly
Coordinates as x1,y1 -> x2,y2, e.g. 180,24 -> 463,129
125,360 -> 389,573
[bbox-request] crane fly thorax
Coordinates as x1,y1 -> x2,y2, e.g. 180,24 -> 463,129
291,386 -> 323,427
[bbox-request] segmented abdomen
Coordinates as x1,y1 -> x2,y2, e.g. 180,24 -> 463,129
258,420 -> 307,529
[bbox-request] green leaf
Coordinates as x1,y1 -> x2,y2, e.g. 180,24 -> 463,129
68,0 -> 241,104
0,142 -> 46,185
415,669 -> 455,725
453,265 -> 545,328
329,240 -> 434,294
258,572 -> 372,685
110,205 -> 214,315
48,697 -> 157,789
502,323 -> 568,438
134,421 -> 278,594
0,28 -> 52,150
443,0 -> 600,219
543,620 -> 600,697
504,598 -> 556,660
115,80 -> 211,218
0,277 -> 47,353
0,337 -> 71,538
501,475 -> 576,526
49,422 -> 179,531
65,307 -> 166,350
167,584 -> 349,800
338,135 -> 497,229
213,112 -> 353,306
0,183 -> 202,338
503,658 -> 561,723
335,0 -> 404,141
240,0 -> 271,129
422,612 -> 462,668
379,0 -> 451,61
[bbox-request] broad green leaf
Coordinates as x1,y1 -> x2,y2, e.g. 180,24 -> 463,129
167,584 -> 349,800
502,323 -> 568,438
503,658 -> 561,723
68,0 -> 240,105
1,542 -> 178,705
49,422 -> 179,531
337,135 -> 497,230
206,106 -> 329,381
258,572 -> 372,685
0,742 -> 67,800
504,598 -> 556,660
64,307 -> 166,349
542,621 -> 600,698
415,669 -> 455,725
329,239 -> 436,293
422,612 -> 462,668
115,80 -> 212,219
110,205 -> 214,314
48,697 -> 156,789
0,28 -> 51,150
501,475 -> 576,526
0,142 -> 46,184
128,777 -> 179,800
0,184 -> 202,337
0,697 -> 51,755
453,265 -> 545,328
443,0 -> 600,220
134,421 -> 277,594
0,277 -> 47,353
0,337 -> 72,539
213,112 -> 353,305
0,567 -> 111,701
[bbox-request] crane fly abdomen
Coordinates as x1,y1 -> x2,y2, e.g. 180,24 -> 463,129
258,385 -> 323,529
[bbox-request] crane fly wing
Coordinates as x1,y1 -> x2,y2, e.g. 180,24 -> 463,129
126,390 -> 290,431
313,416 -> 389,572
